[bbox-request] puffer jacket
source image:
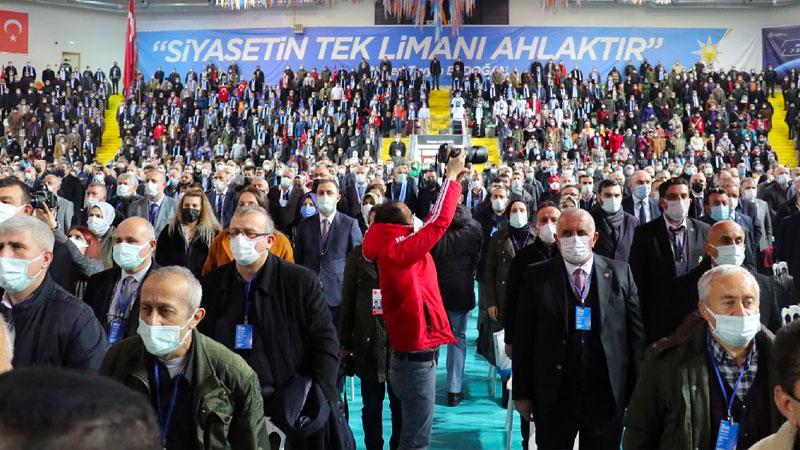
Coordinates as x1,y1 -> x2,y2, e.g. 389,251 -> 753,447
431,203 -> 483,311
362,179 -> 460,352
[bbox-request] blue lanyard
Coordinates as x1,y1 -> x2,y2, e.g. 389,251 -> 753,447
708,334 -> 752,422
117,282 -> 135,318
243,280 -> 254,325
510,233 -> 530,251
153,362 -> 184,447
670,228 -> 685,263
568,269 -> 591,304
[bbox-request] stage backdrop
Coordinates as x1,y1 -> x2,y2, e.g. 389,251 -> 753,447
138,25 -> 760,84
763,25 -> 800,77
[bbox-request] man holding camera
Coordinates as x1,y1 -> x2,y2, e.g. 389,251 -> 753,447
362,149 -> 465,450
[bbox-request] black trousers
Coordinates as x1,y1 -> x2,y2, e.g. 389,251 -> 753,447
534,382 -> 621,450
360,378 -> 402,450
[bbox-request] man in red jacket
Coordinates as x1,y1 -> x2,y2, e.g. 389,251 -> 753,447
363,151 -> 465,450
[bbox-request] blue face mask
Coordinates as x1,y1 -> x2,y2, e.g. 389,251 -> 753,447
710,204 -> 730,222
633,183 -> 651,200
300,205 -> 317,219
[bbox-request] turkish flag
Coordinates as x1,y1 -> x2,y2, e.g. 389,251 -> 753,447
0,10 -> 28,54
123,0 -> 136,97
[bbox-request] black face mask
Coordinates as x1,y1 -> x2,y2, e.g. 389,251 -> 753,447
181,207 -> 200,223
691,182 -> 704,194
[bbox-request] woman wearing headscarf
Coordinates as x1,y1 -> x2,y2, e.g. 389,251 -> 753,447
86,201 -> 116,269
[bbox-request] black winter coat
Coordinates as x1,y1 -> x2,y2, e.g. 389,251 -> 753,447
431,204 -> 483,311
0,274 -> 107,370
155,224 -> 215,279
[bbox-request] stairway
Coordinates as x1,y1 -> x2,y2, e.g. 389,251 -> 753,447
96,95 -> 123,165
428,89 -> 451,134
768,91 -> 797,167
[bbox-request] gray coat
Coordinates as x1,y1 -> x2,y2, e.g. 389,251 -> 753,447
127,194 -> 177,237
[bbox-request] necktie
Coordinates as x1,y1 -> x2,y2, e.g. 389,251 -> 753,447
119,276 -> 139,316
639,200 -> 647,223
321,219 -> 330,242
670,226 -> 686,263
148,203 -> 160,226
217,194 -> 223,216
572,268 -> 586,300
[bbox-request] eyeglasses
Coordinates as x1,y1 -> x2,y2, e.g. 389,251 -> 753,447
229,230 -> 269,240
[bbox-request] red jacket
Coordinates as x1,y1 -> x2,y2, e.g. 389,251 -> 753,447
362,180 -> 459,352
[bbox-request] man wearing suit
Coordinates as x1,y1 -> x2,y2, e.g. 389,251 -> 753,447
83,217 -> 158,346
622,170 -> 661,225
591,179 -> 639,261
345,165 -> 370,218
688,172 -> 707,219
206,168 -> 236,228
629,177 -> 710,344
43,174 -> 74,234
513,208 -> 645,450
760,165 -> 792,227
700,187 -> 758,269
72,182 -> 125,228
742,177 -> 773,253
267,167 -> 303,234
107,172 -> 142,216
385,165 -> 418,216
294,179 -> 363,330
127,168 -> 177,237
667,221 -> 781,340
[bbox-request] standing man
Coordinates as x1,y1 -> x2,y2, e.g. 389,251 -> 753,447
362,152 -> 465,450
110,62 -> 121,95
43,174 -> 75,234
429,56 -> 442,91
128,168 -> 177,237
512,208 -> 645,450
294,178 -> 363,330
629,177 -> 710,344
590,179 -> 639,261
624,265 -> 782,449
205,168 -> 236,228
622,169 -> 660,225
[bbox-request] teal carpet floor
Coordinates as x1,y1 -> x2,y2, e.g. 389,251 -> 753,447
346,308 -> 525,450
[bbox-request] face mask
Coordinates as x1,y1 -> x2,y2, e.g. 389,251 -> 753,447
201,168 -> 211,177
0,202 -> 22,223
633,184 -> 651,200
492,198 -> 508,213
509,211 -> 528,229
213,179 -> 227,192
471,180 -> 482,190
777,173 -> 790,185
710,204 -> 730,222
549,182 -> 560,191
703,169 -> 713,177
666,199 -> 690,222
300,205 -> 317,219
24,172 -> 35,181
580,184 -> 593,196
359,203 -> 374,221
558,235 -> 592,265
87,216 -> 110,237
317,195 -> 337,215
137,316 -> 193,357
69,236 -> 89,252
84,197 -> 99,209
691,182 -> 704,194
743,188 -> 756,202
116,184 -> 132,198
705,305 -> 760,349
537,223 -> 557,245
511,180 -> 524,194
112,242 -> 149,271
230,234 -> 267,266
93,174 -> 105,184
0,253 -> 44,293
685,167 -> 697,176
355,173 -> 367,184
601,197 -> 622,214
712,244 -> 746,266
280,177 -> 292,189
181,208 -> 200,223
729,198 -> 739,212
145,181 -> 160,197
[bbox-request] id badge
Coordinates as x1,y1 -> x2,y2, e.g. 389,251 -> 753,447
575,306 -> 591,331
235,324 -> 254,350
107,319 -> 123,345
371,289 -> 383,316
714,420 -> 739,450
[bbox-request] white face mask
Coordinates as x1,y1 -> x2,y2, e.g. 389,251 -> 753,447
712,244 -> 746,266
0,253 -> 44,293
361,204 -> 374,221
558,235 -> 592,264
705,305 -> 760,349
742,188 -> 757,202
145,181 -> 160,197
537,222 -> 557,245
601,197 -> 622,214
87,216 -> 110,237
84,196 -> 99,209
580,184 -> 593,196
509,211 -> 528,229
69,236 -> 89,252
116,184 -> 132,198
137,316 -> 194,357
317,195 -> 337,215
728,197 -> 739,212
0,202 -> 22,223
230,234 -> 267,266
491,198 -> 508,213
665,199 -> 690,222
213,179 -> 227,192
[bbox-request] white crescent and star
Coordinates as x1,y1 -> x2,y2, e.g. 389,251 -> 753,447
3,18 -> 23,43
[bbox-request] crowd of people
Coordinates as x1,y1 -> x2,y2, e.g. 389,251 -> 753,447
1,56 -> 800,450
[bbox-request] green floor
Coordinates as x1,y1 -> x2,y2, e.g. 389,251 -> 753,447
346,308 -> 525,450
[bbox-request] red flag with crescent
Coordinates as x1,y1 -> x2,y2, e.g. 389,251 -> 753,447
123,0 -> 137,97
0,10 -> 28,54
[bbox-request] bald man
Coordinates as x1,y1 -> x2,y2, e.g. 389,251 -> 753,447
83,217 -> 160,345
513,208 -> 644,450
663,220 -> 782,342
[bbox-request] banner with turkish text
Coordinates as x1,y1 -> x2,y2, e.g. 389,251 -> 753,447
763,25 -> 800,77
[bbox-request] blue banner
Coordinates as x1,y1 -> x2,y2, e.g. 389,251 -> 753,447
763,25 -> 800,77
138,25 -> 729,84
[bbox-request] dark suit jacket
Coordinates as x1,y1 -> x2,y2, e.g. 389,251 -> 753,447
385,179 -> 418,215
205,188 -> 237,228
667,258 -> 781,340
294,212 -> 363,308
776,213 -> 800,295
344,183 -> 369,218
127,195 -> 177,237
590,208 -> 639,262
83,262 -> 159,341
512,255 -> 645,417
621,196 -> 661,224
700,214 -> 758,270
268,186 -> 304,234
629,216 -> 710,344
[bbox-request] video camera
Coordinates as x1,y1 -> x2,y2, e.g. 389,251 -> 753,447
437,143 -> 488,165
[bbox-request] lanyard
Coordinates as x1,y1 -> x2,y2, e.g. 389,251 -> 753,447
116,281 -> 135,318
510,233 -> 530,251
242,280 -> 254,325
670,228 -> 685,263
708,334 -> 752,422
153,362 -> 184,448
568,269 -> 591,305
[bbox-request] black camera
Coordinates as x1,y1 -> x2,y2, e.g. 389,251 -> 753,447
31,187 -> 58,210
437,143 -> 488,165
